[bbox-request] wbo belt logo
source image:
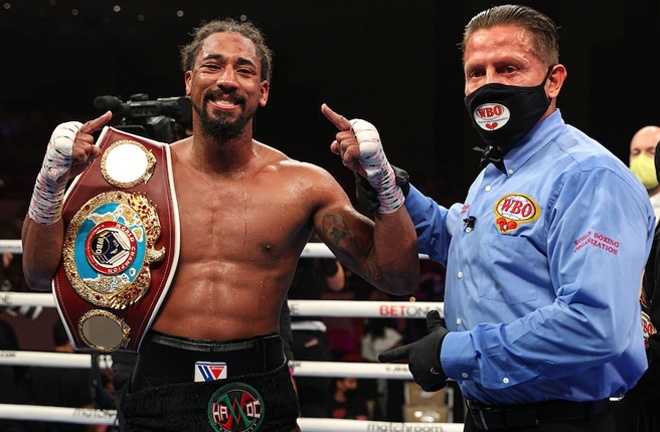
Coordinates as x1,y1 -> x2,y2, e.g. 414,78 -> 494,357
85,221 -> 138,275
208,383 -> 264,432
493,193 -> 540,233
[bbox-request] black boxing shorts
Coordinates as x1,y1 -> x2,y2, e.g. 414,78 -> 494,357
119,332 -> 300,432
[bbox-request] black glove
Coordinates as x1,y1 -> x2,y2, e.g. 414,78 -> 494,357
355,164 -> 411,213
378,310 -> 448,392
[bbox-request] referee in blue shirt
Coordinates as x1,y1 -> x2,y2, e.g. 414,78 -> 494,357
328,4 -> 655,432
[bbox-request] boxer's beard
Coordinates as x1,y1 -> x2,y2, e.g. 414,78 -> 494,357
193,90 -> 252,142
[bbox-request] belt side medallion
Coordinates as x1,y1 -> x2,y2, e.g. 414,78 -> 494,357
78,309 -> 131,352
101,139 -> 156,189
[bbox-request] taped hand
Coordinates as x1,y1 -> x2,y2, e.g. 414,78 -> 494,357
355,165 -> 410,213
378,310 -> 448,392
321,103 -> 405,214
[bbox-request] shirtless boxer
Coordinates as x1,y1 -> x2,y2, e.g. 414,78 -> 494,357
21,19 -> 419,432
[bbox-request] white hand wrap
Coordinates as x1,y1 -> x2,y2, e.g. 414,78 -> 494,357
28,121 -> 83,224
350,119 -> 405,214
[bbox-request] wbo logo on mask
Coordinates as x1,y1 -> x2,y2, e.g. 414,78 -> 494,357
473,103 -> 511,131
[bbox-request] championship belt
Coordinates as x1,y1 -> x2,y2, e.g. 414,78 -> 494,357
52,127 -> 180,353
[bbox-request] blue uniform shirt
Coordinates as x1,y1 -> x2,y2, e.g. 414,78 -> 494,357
405,110 -> 655,405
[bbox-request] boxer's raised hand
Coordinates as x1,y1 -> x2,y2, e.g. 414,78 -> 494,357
28,111 -> 113,224
68,111 -> 113,178
322,103 -> 365,177
321,104 -> 405,214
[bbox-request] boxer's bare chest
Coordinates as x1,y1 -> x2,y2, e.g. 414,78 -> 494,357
171,156 -> 314,265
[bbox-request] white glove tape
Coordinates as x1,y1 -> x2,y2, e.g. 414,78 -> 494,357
28,121 -> 83,224
350,119 -> 404,214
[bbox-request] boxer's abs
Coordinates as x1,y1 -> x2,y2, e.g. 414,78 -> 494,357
151,263 -> 287,341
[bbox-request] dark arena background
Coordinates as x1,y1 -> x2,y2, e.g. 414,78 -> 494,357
1,0 -> 658,224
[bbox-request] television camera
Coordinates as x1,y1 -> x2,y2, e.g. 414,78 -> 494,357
93,93 -> 192,143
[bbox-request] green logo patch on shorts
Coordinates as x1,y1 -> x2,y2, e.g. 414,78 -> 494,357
208,382 -> 265,432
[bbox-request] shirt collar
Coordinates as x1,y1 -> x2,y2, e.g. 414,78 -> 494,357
498,109 -> 565,177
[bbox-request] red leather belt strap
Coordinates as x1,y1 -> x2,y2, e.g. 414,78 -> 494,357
53,126 -> 180,353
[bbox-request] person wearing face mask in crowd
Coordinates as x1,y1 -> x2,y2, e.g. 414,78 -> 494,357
612,129 -> 660,432
629,126 -> 660,224
329,4 -> 654,431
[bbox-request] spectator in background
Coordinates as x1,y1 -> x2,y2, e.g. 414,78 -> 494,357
361,317 -> 403,366
1,249 -> 34,432
288,242 -> 346,418
361,315 -> 404,421
1,252 -> 14,290
613,137 -> 660,432
0,313 -> 23,432
327,377 -> 369,420
1,251 -> 42,320
416,260 -> 446,301
629,125 -> 660,224
27,319 -> 99,432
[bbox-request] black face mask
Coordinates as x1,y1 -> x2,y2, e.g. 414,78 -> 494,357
464,69 -> 553,149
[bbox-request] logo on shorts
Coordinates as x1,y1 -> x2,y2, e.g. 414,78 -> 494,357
493,193 -> 540,233
208,383 -> 264,432
195,362 -> 227,382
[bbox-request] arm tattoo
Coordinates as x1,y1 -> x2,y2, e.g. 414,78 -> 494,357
321,214 -> 370,260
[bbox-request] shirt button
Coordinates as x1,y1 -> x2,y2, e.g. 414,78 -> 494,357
465,227 -> 472,233
457,271 -> 464,278
507,169 -> 514,175
456,318 -> 462,325
485,185 -> 492,192
503,377 -> 510,384
462,372 -> 469,379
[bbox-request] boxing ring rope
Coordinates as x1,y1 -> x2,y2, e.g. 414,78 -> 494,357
1,239 -> 431,260
1,239 -> 457,430
0,239 -> 22,254
0,294 -> 442,378
0,404 -> 463,431
0,291 -> 443,319
0,350 -> 414,380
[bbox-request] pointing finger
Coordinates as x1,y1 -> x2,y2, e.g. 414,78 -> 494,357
80,111 -> 113,134
321,103 -> 351,132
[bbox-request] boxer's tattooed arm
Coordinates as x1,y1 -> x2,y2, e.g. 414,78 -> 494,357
321,214 -> 371,267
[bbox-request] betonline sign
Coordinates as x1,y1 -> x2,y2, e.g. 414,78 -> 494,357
378,304 -> 437,318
